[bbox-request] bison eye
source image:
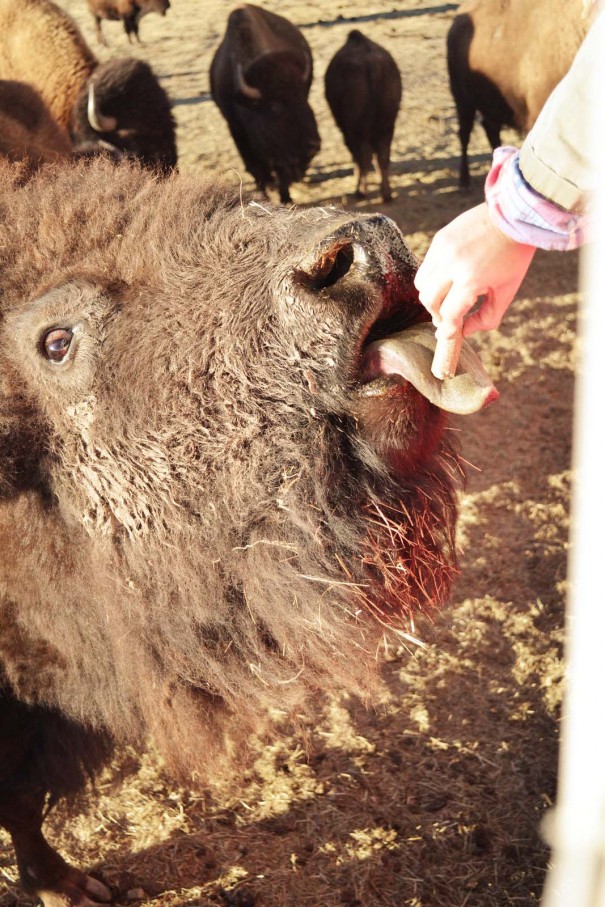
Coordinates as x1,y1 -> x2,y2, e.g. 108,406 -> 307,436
42,327 -> 74,363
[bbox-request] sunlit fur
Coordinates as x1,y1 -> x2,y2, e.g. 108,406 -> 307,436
0,80 -> 71,169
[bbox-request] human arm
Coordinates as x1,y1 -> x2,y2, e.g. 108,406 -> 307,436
414,11 -> 603,341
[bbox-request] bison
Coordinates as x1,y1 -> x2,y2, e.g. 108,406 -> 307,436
87,0 -> 170,46
447,0 -> 589,186
325,29 -> 402,202
0,0 -> 177,173
0,157 -> 497,907
73,57 -> 177,173
0,79 -> 71,167
210,2 -> 320,204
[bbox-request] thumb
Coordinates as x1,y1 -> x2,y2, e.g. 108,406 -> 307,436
462,289 -> 508,336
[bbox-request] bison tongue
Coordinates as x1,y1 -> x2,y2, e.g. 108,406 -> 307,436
363,323 -> 498,415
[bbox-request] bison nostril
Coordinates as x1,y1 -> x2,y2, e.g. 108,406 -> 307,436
297,241 -> 354,291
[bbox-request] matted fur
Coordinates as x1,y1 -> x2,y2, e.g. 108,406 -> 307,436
0,159 -> 459,784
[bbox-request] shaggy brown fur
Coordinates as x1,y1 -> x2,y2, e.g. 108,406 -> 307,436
0,159 -> 462,905
0,80 -> 71,167
448,0 -> 589,186
0,0 -> 176,171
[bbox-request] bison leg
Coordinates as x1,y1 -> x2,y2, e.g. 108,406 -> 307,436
123,14 -> 141,43
455,102 -> 475,189
92,16 -> 107,46
276,175 -> 292,205
353,143 -> 373,199
376,138 -> 394,203
2,791 -> 112,907
249,162 -> 272,201
0,694 -> 112,907
481,116 -> 502,155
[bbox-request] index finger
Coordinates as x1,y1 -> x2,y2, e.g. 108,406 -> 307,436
434,282 -> 484,339
414,271 -> 453,322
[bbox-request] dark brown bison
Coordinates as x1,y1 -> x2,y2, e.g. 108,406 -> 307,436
210,2 -> 320,203
0,0 -> 177,173
87,0 -> 170,46
0,78 -> 125,171
73,57 -> 177,173
0,158 -> 497,907
0,79 -> 71,167
447,0 -> 589,186
325,29 -> 402,202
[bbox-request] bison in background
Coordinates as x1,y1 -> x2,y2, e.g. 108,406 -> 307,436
74,57 -> 176,173
0,157 -> 497,906
0,0 -> 177,173
447,0 -> 589,187
88,0 -> 170,46
0,79 -> 71,167
210,2 -> 320,203
325,29 -> 402,202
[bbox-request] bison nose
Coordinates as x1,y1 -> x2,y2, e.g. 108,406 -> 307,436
295,214 -> 415,292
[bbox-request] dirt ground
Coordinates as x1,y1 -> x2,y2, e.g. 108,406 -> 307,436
0,1 -> 578,905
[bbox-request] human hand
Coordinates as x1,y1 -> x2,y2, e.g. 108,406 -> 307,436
414,203 -> 536,339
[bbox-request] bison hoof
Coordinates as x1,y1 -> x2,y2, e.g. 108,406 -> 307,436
36,870 -> 112,907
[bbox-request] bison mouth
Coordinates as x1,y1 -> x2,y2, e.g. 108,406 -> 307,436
358,285 -> 498,416
295,213 -> 498,417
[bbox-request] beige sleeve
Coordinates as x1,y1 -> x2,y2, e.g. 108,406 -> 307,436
519,12 -> 604,213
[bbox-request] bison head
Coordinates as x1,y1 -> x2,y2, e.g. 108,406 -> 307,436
72,58 -> 177,174
235,51 -> 320,203
0,160 -> 495,775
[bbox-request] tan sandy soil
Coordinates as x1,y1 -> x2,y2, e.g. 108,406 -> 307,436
0,1 -> 577,905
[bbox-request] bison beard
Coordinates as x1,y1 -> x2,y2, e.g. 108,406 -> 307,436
0,159 -> 495,906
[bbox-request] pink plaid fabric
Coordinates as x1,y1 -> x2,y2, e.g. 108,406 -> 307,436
485,146 -> 590,251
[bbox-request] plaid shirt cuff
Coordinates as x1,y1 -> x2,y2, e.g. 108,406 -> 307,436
485,147 -> 590,251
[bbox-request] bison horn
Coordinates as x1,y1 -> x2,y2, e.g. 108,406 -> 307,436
301,55 -> 311,85
236,64 -> 262,100
87,82 -> 118,133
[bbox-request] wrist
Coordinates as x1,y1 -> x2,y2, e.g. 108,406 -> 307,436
485,146 -> 586,251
